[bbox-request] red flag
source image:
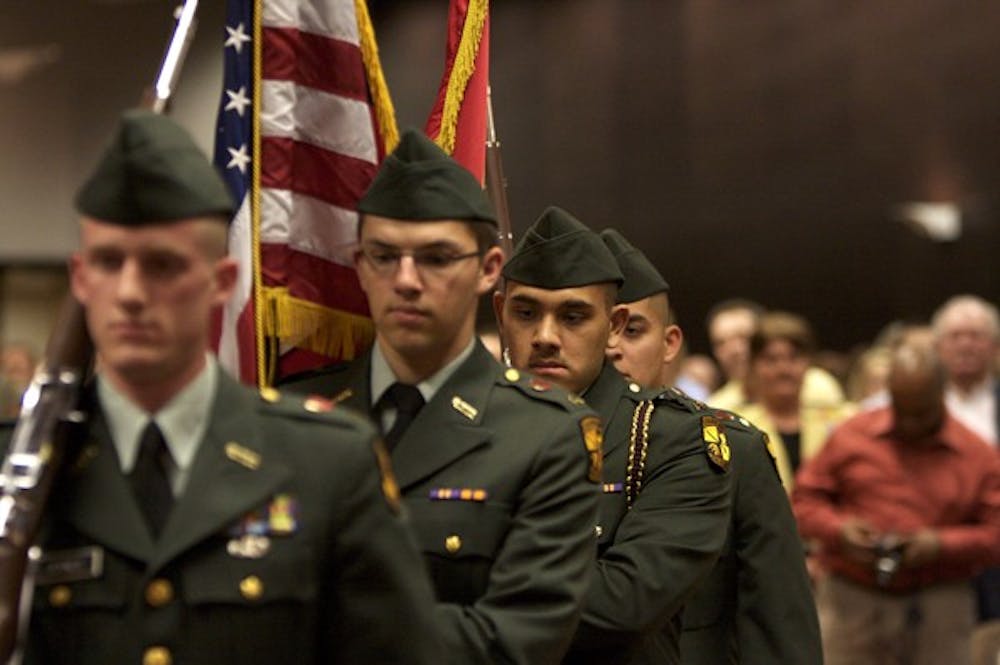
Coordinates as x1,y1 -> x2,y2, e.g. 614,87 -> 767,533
425,0 -> 490,182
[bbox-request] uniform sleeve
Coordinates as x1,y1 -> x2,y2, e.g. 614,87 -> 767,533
574,417 -> 731,648
936,447 -> 1000,569
791,428 -> 850,547
323,438 -> 444,665
434,413 -> 600,665
733,432 -> 822,665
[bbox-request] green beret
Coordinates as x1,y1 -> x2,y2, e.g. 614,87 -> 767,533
75,109 -> 233,225
502,206 -> 623,288
358,129 -> 496,225
600,229 -> 669,304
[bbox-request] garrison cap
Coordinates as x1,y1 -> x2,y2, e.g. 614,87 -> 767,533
600,229 -> 670,303
75,109 -> 234,225
502,206 -> 623,288
358,129 -> 497,225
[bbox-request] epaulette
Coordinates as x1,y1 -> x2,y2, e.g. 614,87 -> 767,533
276,362 -> 351,387
497,367 -> 591,413
651,385 -> 707,412
256,386 -> 363,428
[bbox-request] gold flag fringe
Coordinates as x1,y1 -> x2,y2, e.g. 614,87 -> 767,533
355,0 -> 399,155
436,0 -> 488,155
262,286 -> 375,363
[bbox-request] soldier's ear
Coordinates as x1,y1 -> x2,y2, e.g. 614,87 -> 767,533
663,324 -> 684,366
609,304 -> 628,337
477,246 -> 505,296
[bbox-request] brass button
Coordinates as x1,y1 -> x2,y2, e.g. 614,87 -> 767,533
445,535 -> 462,554
239,575 -> 263,600
594,525 -> 604,538
48,585 -> 72,607
145,579 -> 174,608
628,382 -> 641,393
142,646 -> 172,665
504,368 -> 520,382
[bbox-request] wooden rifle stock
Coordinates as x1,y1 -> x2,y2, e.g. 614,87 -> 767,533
0,2 -> 200,661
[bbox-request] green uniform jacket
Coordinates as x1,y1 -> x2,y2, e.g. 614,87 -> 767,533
565,364 -> 732,665
677,404 -> 822,665
281,341 -> 601,665
3,373 -> 442,665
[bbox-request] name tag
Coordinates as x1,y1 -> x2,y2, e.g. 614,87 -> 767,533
35,546 -> 104,585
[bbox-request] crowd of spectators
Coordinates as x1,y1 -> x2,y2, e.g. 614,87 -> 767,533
686,293 -> 1000,665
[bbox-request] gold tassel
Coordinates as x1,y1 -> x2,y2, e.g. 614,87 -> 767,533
436,0 -> 489,155
355,0 -> 400,154
262,287 -> 375,361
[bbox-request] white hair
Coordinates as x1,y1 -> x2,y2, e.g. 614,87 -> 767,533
931,294 -> 1000,340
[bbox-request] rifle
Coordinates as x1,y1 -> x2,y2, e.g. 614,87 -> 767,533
0,2 -> 200,661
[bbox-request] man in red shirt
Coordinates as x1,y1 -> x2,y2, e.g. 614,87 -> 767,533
793,344 -> 1000,665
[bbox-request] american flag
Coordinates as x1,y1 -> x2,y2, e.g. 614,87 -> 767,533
213,0 -> 385,386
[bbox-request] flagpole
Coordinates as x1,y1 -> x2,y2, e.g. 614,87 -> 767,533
485,85 -> 514,257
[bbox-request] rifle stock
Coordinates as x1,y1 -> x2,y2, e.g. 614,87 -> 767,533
0,2 -> 200,661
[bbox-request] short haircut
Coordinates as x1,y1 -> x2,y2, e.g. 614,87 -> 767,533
749,311 -> 817,359
706,298 -> 765,330
931,294 -> 1000,340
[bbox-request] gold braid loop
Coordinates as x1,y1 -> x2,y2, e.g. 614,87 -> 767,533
626,400 -> 655,509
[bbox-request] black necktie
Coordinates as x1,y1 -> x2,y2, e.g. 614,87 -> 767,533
130,422 -> 174,538
381,383 -> 425,451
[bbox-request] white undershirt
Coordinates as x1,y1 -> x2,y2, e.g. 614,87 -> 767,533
945,378 -> 997,445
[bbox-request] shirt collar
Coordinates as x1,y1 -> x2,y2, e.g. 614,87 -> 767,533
99,357 -> 217,472
370,338 -> 476,408
946,376 -> 996,400
874,406 -> 962,451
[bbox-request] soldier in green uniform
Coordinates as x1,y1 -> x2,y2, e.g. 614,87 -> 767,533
7,110 -> 442,665
494,207 -> 731,665
281,130 -> 600,665
600,229 -> 822,665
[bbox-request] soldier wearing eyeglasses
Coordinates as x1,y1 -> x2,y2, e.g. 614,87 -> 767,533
281,130 -> 601,665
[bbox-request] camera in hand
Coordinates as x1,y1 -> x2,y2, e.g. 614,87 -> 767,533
874,534 -> 904,588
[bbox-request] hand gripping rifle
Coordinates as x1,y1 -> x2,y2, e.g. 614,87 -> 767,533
0,2 -> 200,661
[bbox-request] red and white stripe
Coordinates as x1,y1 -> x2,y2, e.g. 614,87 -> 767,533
219,0 -> 378,384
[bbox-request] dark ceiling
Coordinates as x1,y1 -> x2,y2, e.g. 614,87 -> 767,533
1,1 -> 997,355
373,0 -> 1000,354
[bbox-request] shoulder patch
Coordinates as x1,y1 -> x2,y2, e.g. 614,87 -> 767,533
579,416 -> 603,483
701,415 -> 731,472
371,438 -> 402,514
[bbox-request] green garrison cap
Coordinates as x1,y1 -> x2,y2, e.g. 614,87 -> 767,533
75,109 -> 233,225
502,206 -> 623,288
600,229 -> 670,304
357,129 -> 497,225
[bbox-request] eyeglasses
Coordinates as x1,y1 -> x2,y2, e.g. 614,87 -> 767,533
358,245 -> 483,276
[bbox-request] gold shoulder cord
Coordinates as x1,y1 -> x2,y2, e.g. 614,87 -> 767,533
625,400 -> 655,509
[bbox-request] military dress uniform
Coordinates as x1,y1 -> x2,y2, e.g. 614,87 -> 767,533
596,229 -> 821,665
677,405 -> 821,665
563,363 -> 731,665
5,372 -> 441,665
282,340 -> 601,665
0,110 -> 443,665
